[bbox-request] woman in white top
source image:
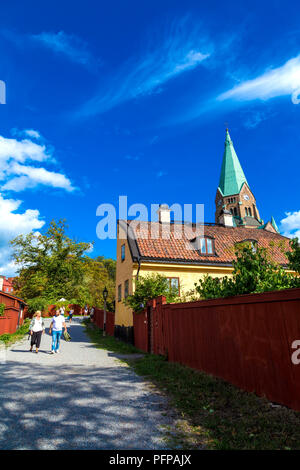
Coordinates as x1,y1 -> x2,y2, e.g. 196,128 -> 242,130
29,311 -> 45,354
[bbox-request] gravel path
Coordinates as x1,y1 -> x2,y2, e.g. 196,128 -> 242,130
0,318 -> 175,450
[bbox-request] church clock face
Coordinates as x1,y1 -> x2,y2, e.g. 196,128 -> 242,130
243,194 -> 250,200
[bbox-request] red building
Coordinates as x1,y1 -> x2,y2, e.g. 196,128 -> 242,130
0,276 -> 14,294
0,290 -> 26,335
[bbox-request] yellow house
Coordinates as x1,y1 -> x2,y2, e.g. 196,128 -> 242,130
114,130 -> 290,341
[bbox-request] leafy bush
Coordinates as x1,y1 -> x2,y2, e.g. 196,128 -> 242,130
0,303 -> 5,316
27,297 -> 49,314
286,237 -> 300,274
124,273 -> 179,313
195,242 -> 300,300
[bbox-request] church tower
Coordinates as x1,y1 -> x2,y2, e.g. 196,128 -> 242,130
215,129 -> 263,228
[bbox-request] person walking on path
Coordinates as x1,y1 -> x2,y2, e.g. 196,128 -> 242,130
49,309 -> 67,354
68,307 -> 74,324
29,311 -> 45,354
90,306 -> 94,321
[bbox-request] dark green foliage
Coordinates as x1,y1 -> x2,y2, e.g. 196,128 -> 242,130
26,297 -> 50,314
10,219 -> 116,311
0,303 -> 5,316
286,237 -> 300,275
124,273 -> 178,312
195,242 -> 300,300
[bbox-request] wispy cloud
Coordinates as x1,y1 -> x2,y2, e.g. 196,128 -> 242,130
242,109 -> 276,129
0,131 -> 75,192
31,31 -> 99,70
76,18 -> 212,118
11,128 -> 42,140
2,29 -> 99,71
280,210 -> 300,239
218,54 -> 300,104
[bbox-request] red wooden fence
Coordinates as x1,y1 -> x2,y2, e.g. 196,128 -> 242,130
92,308 -> 115,336
44,304 -> 83,317
133,288 -> 300,411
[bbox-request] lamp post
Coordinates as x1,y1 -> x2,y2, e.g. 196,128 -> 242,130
103,286 -> 108,336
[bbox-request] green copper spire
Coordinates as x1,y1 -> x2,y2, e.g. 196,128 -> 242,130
271,216 -> 280,233
218,129 -> 249,196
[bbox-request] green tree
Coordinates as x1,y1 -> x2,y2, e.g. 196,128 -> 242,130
81,257 -> 116,310
11,220 -> 92,305
124,273 -> 178,313
11,220 -> 117,311
286,237 -> 300,274
194,242 -> 299,300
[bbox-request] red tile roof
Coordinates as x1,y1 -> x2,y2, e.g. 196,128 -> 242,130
123,221 -> 291,266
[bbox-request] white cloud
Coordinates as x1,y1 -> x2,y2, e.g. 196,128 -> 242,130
0,136 -> 48,164
3,163 -> 74,192
31,31 -> 99,70
0,194 -> 45,276
11,128 -> 42,140
0,131 -> 75,192
279,210 -> 300,239
218,54 -> 300,104
23,129 -> 41,140
76,18 -> 211,117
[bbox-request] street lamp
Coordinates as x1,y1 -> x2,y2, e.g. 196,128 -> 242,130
103,286 -> 108,336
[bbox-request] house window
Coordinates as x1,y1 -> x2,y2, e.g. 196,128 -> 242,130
199,237 -> 214,255
118,284 -> 122,302
167,277 -> 180,295
124,280 -> 129,298
121,244 -> 125,261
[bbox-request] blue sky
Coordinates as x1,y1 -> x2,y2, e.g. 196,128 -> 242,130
0,0 -> 300,274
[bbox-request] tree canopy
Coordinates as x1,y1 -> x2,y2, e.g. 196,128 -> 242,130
194,239 -> 300,300
11,220 -> 116,312
123,273 -> 179,313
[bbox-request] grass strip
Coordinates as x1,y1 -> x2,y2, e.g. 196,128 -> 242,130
84,320 -> 300,450
83,319 -> 140,355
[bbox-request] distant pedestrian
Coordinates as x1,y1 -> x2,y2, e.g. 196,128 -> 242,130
90,306 -> 94,321
49,309 -> 67,354
59,305 -> 65,316
84,305 -> 88,316
68,307 -> 74,324
29,311 -> 45,354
